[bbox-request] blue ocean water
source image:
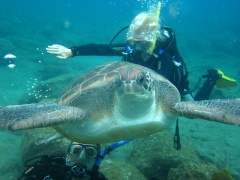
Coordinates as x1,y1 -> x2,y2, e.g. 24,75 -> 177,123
0,0 -> 240,179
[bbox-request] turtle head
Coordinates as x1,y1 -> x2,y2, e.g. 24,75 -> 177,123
115,66 -> 155,118
116,67 -> 154,96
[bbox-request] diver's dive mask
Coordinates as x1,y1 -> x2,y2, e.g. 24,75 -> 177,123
127,38 -> 153,52
67,143 -> 99,158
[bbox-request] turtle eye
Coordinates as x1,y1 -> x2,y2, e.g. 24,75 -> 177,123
137,71 -> 153,92
137,72 -> 145,86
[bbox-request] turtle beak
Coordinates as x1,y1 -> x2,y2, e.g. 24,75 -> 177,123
120,80 -> 144,94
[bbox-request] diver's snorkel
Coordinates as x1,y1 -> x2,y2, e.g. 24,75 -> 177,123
91,140 -> 131,175
147,2 -> 162,55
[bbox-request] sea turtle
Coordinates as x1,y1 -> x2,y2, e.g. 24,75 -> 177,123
0,62 -> 239,143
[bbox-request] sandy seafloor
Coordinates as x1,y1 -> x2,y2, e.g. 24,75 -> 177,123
0,0 -> 240,179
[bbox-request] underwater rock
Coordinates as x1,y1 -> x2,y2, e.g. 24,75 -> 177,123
20,128 -> 70,165
128,128 -> 221,179
211,169 -> 234,180
100,159 -> 147,180
168,161 -> 218,180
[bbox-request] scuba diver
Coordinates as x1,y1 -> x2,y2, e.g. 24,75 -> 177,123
46,2 -> 237,101
46,2 -> 236,100
19,141 -> 130,180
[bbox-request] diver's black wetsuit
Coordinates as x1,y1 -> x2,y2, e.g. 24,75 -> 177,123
70,27 -> 189,96
19,155 -> 107,180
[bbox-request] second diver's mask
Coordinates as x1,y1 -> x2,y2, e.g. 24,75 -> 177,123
66,143 -> 100,178
67,143 -> 98,159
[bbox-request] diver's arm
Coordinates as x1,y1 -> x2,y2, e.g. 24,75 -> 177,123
70,43 -> 125,57
46,43 -> 125,60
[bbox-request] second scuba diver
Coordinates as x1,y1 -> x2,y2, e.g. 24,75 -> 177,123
19,141 -> 131,180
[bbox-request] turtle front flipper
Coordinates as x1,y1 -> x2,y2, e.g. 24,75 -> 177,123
0,103 -> 86,131
172,99 -> 240,125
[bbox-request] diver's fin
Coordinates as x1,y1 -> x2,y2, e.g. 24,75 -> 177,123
213,69 -> 237,88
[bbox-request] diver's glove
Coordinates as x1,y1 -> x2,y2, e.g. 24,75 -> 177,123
46,44 -> 73,60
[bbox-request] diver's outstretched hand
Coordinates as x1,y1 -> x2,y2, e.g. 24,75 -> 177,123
46,44 -> 72,60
